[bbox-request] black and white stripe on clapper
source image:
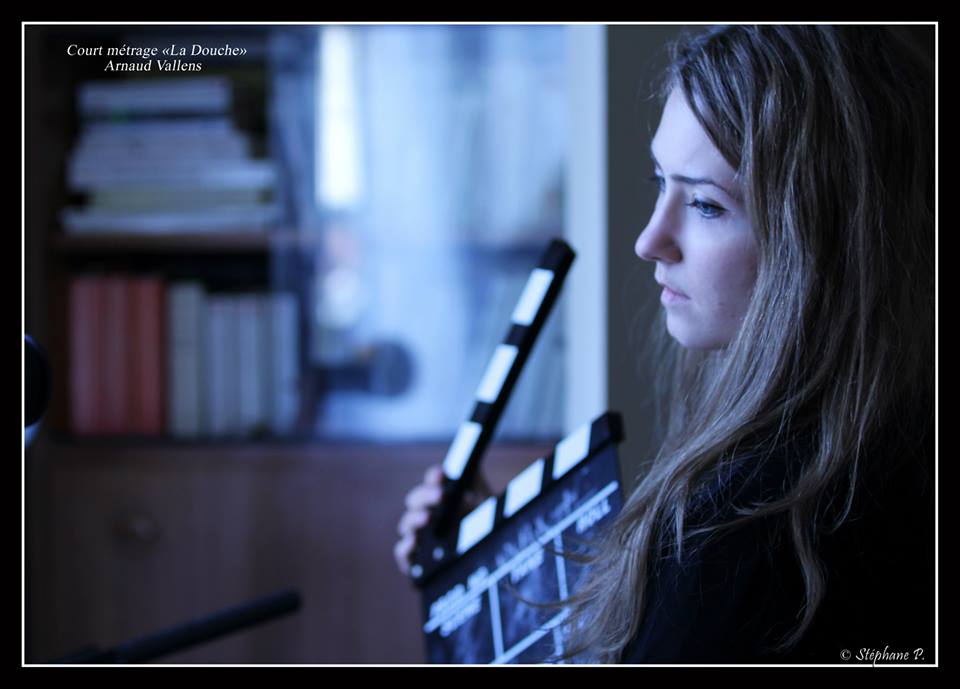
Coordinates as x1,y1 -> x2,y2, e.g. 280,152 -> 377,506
451,411 -> 624,559
410,238 -> 575,586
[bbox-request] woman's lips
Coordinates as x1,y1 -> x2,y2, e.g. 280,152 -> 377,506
660,283 -> 690,304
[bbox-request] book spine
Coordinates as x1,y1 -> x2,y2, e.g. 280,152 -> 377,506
100,275 -> 130,434
75,134 -> 248,160
60,203 -> 282,234
207,295 -> 245,437
67,160 -> 278,192
68,275 -> 103,435
222,297 -> 242,436
205,297 -> 229,438
83,116 -> 234,138
256,294 -> 274,436
89,188 -> 266,211
268,293 -> 300,435
236,294 -> 265,436
128,276 -> 166,435
167,282 -> 206,438
78,76 -> 231,117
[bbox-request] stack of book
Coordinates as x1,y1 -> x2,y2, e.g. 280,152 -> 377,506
61,76 -> 282,234
68,274 -> 301,439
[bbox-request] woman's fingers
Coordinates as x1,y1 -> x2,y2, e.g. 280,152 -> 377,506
394,534 -> 415,576
397,508 -> 431,538
395,464 -> 494,576
404,483 -> 443,512
403,470 -> 492,521
394,467 -> 446,576
424,464 -> 444,485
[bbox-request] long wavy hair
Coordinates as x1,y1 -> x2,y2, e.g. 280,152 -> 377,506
537,25 -> 934,663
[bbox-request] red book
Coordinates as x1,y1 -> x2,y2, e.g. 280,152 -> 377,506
100,275 -> 130,434
127,276 -> 166,435
68,275 -> 103,435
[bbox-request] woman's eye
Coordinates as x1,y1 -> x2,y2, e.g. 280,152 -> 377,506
647,174 -> 726,219
687,198 -> 725,219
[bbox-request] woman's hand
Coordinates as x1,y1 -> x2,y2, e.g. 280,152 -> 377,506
394,464 -> 493,577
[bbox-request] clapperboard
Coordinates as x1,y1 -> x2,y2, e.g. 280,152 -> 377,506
410,238 -> 625,664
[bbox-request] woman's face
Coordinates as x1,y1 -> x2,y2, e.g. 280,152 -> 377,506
635,88 -> 758,350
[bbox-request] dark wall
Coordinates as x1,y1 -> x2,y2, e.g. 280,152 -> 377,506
606,25 -> 690,491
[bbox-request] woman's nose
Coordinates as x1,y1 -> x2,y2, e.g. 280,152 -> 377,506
635,212 -> 681,263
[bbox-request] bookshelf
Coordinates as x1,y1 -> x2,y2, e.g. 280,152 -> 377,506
30,25 -> 307,444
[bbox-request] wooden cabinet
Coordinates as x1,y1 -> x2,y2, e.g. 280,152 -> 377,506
26,439 -> 550,663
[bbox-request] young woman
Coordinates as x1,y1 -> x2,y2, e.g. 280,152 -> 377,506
394,25 -> 935,664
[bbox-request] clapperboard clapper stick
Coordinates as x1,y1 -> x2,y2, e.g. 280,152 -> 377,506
410,238 -> 576,586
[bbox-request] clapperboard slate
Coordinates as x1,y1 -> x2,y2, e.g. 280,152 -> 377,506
410,238 -> 625,664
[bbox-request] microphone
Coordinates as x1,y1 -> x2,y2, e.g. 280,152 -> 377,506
53,588 -> 303,663
25,334 -> 51,429
317,340 -> 413,397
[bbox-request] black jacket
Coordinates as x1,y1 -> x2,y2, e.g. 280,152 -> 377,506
619,418 -> 934,665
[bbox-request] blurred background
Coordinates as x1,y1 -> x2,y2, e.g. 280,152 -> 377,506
22,23 -> 720,663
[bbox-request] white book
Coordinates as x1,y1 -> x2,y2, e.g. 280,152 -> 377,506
82,116 -> 234,136
60,203 -> 282,234
73,129 -> 250,164
235,294 -> 266,435
266,293 -> 300,435
73,137 -> 250,163
79,118 -> 241,140
205,298 -> 227,437
256,294 -> 274,435
205,296 -> 241,437
167,282 -> 207,437
88,188 -> 267,212
67,159 -> 279,191
78,77 -> 231,117
79,118 -> 239,152
222,297 -> 243,436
